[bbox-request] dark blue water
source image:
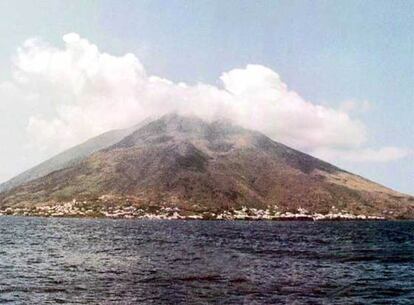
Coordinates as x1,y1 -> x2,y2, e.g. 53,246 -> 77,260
0,217 -> 413,304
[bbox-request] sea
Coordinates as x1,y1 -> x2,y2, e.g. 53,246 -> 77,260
0,217 -> 413,304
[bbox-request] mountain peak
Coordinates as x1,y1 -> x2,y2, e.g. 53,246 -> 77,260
112,113 -> 250,150
157,113 -> 245,135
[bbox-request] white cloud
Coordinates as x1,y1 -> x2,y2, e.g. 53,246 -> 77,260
219,65 -> 367,151
0,33 -> 409,165
339,100 -> 372,113
314,147 -> 412,163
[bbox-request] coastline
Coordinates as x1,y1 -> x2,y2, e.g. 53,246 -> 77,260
0,203 -> 388,221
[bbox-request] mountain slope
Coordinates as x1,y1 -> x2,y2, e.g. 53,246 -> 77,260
1,114 -> 413,219
0,119 -> 151,193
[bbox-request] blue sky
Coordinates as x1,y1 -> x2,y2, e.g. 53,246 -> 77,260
0,0 -> 413,194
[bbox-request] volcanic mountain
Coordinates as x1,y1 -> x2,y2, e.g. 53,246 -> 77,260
0,114 -> 413,219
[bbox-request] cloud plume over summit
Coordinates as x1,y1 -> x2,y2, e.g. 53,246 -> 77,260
1,33 -> 410,165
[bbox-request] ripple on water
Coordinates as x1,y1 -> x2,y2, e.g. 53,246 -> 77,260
0,217 -> 413,304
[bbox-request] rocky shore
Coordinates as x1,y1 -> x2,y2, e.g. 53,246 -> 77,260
0,201 -> 386,221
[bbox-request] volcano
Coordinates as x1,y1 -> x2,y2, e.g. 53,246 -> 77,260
0,114 -> 413,219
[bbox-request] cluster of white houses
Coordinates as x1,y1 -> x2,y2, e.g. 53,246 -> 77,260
0,201 -> 385,220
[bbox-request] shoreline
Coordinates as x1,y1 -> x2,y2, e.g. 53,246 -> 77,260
0,214 -> 395,221
0,206 -> 390,221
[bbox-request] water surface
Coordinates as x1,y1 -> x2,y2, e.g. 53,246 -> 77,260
0,217 -> 413,304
